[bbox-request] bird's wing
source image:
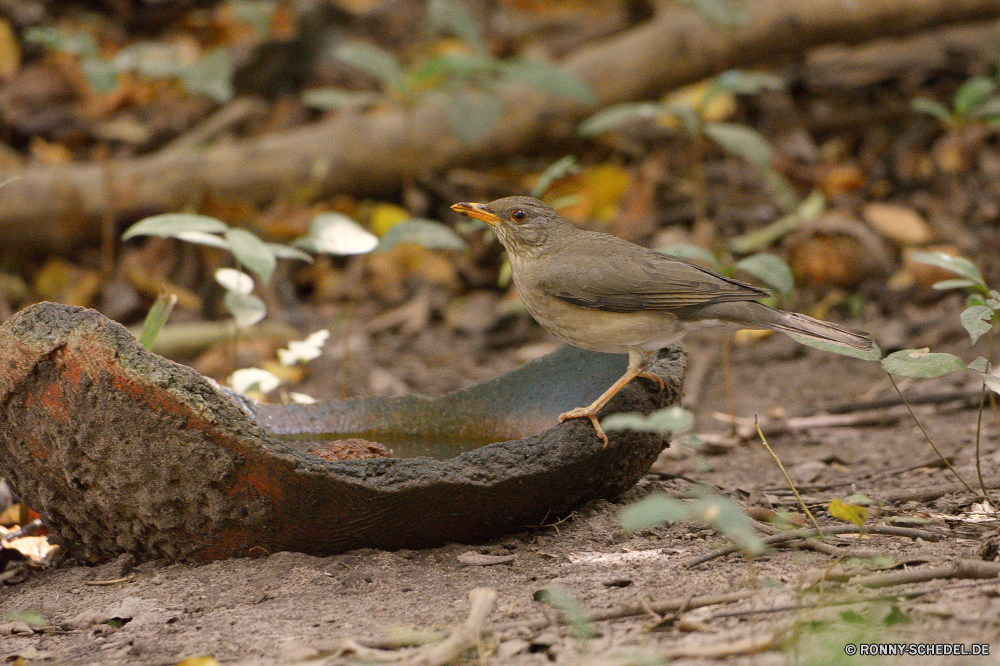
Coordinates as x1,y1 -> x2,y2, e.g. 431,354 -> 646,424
535,233 -> 768,313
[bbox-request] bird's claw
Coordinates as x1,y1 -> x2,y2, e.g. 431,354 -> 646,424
637,371 -> 665,392
559,407 -> 609,448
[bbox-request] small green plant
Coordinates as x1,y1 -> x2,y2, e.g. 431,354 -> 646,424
620,485 -> 765,556
912,75 -> 1000,128
303,0 -> 593,142
876,251 -> 999,496
579,70 -> 795,216
121,209 -> 464,347
23,29 -> 235,101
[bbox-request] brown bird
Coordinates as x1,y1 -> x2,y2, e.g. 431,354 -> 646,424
451,196 -> 875,446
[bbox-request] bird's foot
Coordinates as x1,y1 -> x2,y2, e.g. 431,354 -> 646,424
558,407 -> 609,448
636,371 -> 665,392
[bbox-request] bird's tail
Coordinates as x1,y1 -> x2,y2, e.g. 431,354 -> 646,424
682,301 -> 875,352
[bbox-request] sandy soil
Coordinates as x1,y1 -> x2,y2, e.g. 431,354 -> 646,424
3,301 -> 1000,666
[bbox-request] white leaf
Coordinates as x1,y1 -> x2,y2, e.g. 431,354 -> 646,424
229,367 -> 280,394
176,230 -> 231,249
215,268 -> 254,294
294,213 -> 378,255
278,329 -> 330,365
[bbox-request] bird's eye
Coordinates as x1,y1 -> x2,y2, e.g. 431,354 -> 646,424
512,209 -> 526,222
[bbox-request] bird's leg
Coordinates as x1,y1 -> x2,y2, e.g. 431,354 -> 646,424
559,349 -> 658,447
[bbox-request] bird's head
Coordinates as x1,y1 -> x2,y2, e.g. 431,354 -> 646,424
451,196 -> 565,254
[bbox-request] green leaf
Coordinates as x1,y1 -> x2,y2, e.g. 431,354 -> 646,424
230,0 -> 278,36
266,243 -> 313,262
664,102 -> 701,136
502,60 -> 595,106
828,498 -> 869,529
603,405 -> 694,434
762,168 -> 800,210
223,291 -> 267,328
532,155 -> 580,198
788,334 -> 883,361
225,228 -> 276,286
729,190 -> 825,254
425,0 -> 483,49
982,373 -> 1000,396
881,349 -> 967,378
845,492 -> 874,505
953,76 -> 996,117
122,214 -> 228,240
621,488 -> 764,555
138,293 -> 177,349
968,357 -> 990,373
302,88 -> 382,109
534,585 -> 594,642
577,103 -> 662,137
81,58 -> 119,94
335,42 -> 405,94
376,219 -> 468,252
23,27 -> 99,58
932,278 -> 979,291
412,52 -> 497,80
2,610 -> 47,627
960,305 -> 994,344
182,47 -> 234,103
734,253 -> 794,298
911,98 -> 953,124
447,89 -> 503,143
704,122 -> 772,167
909,251 -> 985,288
679,0 -> 749,28
656,244 -> 721,270
714,70 -> 785,95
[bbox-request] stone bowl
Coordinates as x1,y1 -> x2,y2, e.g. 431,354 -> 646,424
0,302 -> 683,561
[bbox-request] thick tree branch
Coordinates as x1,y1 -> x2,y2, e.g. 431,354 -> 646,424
4,0 -> 1000,249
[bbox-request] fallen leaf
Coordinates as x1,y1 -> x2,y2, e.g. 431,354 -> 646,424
861,203 -> 933,245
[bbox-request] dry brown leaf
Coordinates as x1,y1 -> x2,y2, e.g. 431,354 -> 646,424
789,235 -> 870,288
862,202 -> 933,245
0,18 -> 20,83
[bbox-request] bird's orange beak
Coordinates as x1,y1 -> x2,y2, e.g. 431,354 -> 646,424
451,202 -> 501,227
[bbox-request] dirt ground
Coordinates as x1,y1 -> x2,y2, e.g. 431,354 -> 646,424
3,297 -> 1000,666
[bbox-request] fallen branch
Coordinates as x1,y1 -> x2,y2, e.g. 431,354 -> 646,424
5,0 -> 1000,248
818,559 -> 1000,588
880,477 -> 1000,502
714,406 -> 909,439
684,523 -> 943,568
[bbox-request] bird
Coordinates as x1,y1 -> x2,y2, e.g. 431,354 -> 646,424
451,196 -> 875,447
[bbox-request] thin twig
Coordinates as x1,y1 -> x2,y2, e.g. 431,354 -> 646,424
885,370 -> 976,494
974,331 -> 996,505
83,573 -> 135,586
755,417 -> 823,537
589,590 -> 753,623
823,388 -> 984,414
878,476 -> 1000,502
684,524 -> 943,568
